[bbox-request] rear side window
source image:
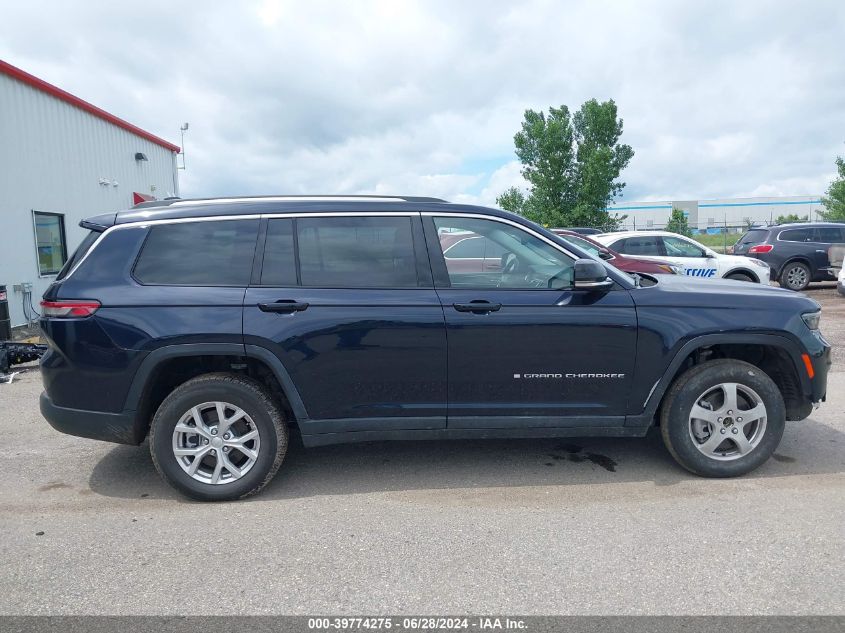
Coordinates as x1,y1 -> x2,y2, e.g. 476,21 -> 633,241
134,219 -> 259,286
778,228 -> 812,242
297,216 -> 417,287
261,219 -> 297,285
616,236 -> 662,256
737,229 -> 769,245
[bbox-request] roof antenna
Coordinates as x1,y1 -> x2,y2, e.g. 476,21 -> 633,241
178,122 -> 189,170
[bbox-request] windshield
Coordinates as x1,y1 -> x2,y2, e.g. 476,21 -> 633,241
557,233 -> 603,257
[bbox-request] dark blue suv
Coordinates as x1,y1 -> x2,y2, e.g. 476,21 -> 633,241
39,196 -> 831,500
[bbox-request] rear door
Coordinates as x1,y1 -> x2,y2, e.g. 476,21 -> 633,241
243,213 -> 447,434
424,214 -> 637,427
659,235 -> 719,279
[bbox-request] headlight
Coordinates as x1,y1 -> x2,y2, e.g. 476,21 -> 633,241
657,264 -> 683,275
802,311 -> 821,330
749,259 -> 770,268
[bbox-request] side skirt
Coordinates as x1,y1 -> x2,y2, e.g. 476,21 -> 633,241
300,425 -> 650,448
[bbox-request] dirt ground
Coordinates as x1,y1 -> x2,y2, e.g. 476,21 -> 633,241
805,282 -> 844,366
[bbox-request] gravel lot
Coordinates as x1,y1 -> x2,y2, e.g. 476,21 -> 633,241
0,284 -> 842,615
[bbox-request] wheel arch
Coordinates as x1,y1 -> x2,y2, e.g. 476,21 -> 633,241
723,267 -> 760,282
631,333 -> 811,426
777,255 -> 813,278
125,343 -> 308,442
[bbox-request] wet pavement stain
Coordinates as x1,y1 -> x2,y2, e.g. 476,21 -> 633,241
772,453 -> 797,463
546,444 -> 617,472
585,453 -> 617,472
38,482 -> 71,492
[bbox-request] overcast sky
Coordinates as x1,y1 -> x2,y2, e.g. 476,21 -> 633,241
2,0 -> 843,205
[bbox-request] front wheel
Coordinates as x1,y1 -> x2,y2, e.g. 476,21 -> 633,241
725,272 -> 754,283
660,359 -> 785,477
150,373 -> 288,501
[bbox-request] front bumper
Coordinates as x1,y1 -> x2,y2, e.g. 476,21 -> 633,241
807,339 -> 832,404
40,392 -> 142,445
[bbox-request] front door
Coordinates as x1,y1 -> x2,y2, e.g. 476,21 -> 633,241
424,214 -> 637,428
243,213 -> 447,434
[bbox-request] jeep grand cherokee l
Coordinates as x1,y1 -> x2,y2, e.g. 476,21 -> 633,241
39,195 -> 831,501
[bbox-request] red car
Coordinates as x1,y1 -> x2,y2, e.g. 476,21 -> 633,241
551,229 -> 681,276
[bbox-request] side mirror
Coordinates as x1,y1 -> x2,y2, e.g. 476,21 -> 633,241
598,250 -> 613,260
573,259 -> 613,291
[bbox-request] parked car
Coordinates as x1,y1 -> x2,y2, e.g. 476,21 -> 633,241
551,230 -> 681,277
595,231 -> 771,283
559,227 -> 603,235
39,195 -> 829,500
831,244 -> 845,297
838,266 -> 845,297
732,222 -> 845,291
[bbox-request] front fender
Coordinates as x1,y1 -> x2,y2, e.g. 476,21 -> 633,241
625,332 -> 811,426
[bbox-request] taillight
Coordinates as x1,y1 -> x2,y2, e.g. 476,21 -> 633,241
40,300 -> 101,317
748,244 -> 773,254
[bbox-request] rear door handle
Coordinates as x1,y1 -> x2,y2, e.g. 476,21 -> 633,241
453,301 -> 502,313
258,300 -> 309,314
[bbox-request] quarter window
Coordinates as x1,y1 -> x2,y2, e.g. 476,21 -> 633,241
33,211 -> 67,275
779,228 -> 812,242
296,216 -> 417,287
133,219 -> 259,285
433,217 -> 574,289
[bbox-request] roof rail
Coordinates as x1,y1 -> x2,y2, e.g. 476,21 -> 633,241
132,194 -> 448,209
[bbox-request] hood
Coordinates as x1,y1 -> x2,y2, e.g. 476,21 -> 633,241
631,273 -> 820,312
717,253 -> 768,268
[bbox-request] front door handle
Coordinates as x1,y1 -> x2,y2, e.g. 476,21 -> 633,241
453,300 -> 502,314
258,300 -> 310,314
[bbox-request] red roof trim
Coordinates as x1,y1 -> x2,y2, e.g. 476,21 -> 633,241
0,59 -> 181,153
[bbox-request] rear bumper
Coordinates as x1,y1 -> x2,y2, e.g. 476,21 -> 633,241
40,392 -> 142,445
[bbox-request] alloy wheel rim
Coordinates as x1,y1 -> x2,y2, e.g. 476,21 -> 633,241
172,401 -> 261,484
787,266 -> 807,289
688,382 -> 767,461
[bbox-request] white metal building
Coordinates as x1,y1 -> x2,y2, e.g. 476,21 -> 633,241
608,195 -> 824,232
0,59 -> 180,329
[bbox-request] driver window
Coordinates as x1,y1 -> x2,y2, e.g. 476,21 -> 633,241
662,236 -> 705,258
433,217 -> 575,289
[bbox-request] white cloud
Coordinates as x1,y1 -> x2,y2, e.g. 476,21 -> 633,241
1,0 -> 843,206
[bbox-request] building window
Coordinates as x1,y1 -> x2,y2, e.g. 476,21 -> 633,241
32,211 -> 68,276
646,219 -> 654,228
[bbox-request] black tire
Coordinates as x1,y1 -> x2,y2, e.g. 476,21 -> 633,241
725,272 -> 755,283
660,359 -> 785,478
150,373 -> 288,501
779,261 -> 811,291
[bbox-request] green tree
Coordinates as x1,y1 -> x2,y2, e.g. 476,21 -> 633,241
665,208 -> 692,236
499,100 -> 633,230
775,213 -> 808,224
820,156 -> 845,221
496,186 -> 527,216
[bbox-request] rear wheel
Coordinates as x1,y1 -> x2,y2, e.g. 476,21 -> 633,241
660,359 -> 785,477
779,261 -> 811,291
150,373 -> 288,501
